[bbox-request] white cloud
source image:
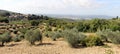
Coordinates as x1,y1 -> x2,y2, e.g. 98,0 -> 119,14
62,0 -> 100,8
0,0 -> 102,13
21,0 -> 101,9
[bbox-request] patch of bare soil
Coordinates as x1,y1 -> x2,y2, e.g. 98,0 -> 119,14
0,38 -> 120,54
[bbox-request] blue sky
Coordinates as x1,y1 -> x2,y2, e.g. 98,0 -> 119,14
0,0 -> 120,16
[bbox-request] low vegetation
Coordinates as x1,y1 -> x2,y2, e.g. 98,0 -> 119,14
0,32 -> 11,46
30,20 -> 40,26
43,31 -> 62,41
0,12 -> 120,49
84,36 -> 104,47
25,29 -> 42,45
97,30 -> 120,44
62,29 -> 86,47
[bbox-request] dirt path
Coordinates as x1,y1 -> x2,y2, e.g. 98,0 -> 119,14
0,39 -> 120,54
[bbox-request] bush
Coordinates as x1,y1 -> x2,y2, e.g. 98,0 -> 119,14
84,36 -> 104,47
12,36 -> 20,42
106,31 -> 120,44
25,30 -> 33,44
30,20 -> 39,26
18,33 -> 24,40
63,29 -> 86,48
12,34 -> 24,42
18,28 -> 29,34
96,29 -> 110,42
43,31 -> 62,41
97,30 -> 120,44
43,31 -> 53,38
45,26 -> 52,31
25,29 -> 42,45
0,32 -> 11,46
51,31 -> 62,41
43,31 -> 50,38
0,17 -> 9,23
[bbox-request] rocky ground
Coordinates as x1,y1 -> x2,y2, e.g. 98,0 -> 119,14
0,38 -> 120,54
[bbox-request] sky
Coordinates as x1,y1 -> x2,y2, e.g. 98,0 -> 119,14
0,0 -> 120,16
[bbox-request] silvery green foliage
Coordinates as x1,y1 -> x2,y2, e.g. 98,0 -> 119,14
62,29 -> 86,47
44,31 -> 63,41
0,32 -> 11,46
51,31 -> 63,41
96,29 -> 111,42
12,34 -> 24,42
25,29 -> 42,45
96,29 -> 120,44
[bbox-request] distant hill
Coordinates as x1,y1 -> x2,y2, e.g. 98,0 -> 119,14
0,9 -> 114,20
41,14 -> 114,20
0,9 -> 10,12
0,9 -> 14,16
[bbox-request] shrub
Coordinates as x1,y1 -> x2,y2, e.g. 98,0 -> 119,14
12,36 -> 20,42
97,30 -> 120,44
18,28 -> 28,34
51,31 -> 62,41
63,29 -> 86,48
84,36 -> 104,47
18,33 -> 24,40
25,30 -> 33,44
43,31 -> 62,41
30,20 -> 39,26
96,30 -> 109,42
43,31 -> 54,38
43,31 -> 50,38
12,34 -> 24,42
107,31 -> 120,44
25,29 -> 42,45
0,17 -> 9,23
45,26 -> 52,31
33,29 -> 42,43
0,32 -> 11,46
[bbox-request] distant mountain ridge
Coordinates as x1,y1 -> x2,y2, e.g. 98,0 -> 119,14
0,9 -> 10,13
41,14 -> 114,20
0,9 -> 13,14
0,9 -> 114,20
0,9 -> 16,17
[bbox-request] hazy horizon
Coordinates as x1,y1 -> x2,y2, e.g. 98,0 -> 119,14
0,0 -> 120,16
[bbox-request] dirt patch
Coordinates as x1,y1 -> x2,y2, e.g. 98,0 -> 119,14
0,38 -> 120,54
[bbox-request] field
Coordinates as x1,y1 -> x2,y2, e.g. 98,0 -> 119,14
0,12 -> 120,54
0,37 -> 120,54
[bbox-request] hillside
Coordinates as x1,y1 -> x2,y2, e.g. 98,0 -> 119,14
42,14 -> 114,20
0,9 -> 120,54
0,38 -> 120,54
0,9 -> 14,16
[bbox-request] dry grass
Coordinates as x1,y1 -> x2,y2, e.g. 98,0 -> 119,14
0,37 -> 120,54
